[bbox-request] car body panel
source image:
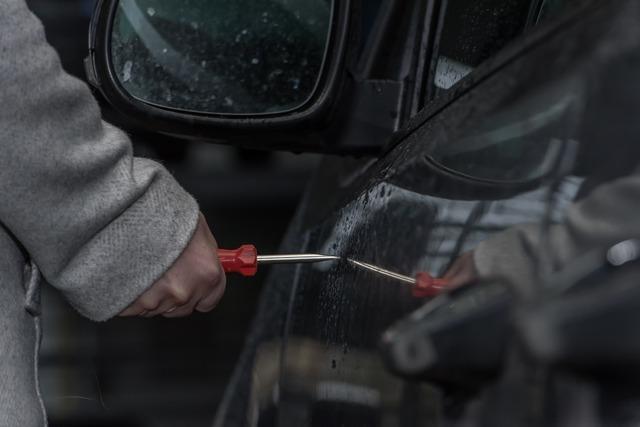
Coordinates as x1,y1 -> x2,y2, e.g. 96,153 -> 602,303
212,1 -> 640,424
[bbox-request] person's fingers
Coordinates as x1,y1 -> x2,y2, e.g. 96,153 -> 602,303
119,213 -> 227,319
119,302 -> 146,317
197,260 -> 227,312
167,282 -> 191,307
443,255 -> 467,279
137,277 -> 174,310
162,299 -> 199,318
443,252 -> 478,287
447,273 -> 471,288
166,232 -> 226,316
163,278 -> 225,317
165,270 -> 226,317
160,279 -> 207,318
119,277 -> 170,317
442,264 -> 458,279
143,296 -> 180,317
195,279 -> 226,313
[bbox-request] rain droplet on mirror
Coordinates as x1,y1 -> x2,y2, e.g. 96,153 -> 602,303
122,60 -> 132,82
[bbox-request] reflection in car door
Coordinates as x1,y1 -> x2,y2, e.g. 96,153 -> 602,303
213,1 -> 602,426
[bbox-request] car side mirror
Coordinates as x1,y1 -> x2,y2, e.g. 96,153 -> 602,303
86,0 -> 356,152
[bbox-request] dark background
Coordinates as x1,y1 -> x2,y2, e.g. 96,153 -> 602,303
25,1 -> 319,425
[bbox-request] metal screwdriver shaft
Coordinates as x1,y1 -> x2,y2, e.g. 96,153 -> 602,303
257,254 -> 340,264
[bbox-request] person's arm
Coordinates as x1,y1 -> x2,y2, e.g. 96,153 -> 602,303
0,0 -> 223,320
119,213 -> 226,318
444,166 -> 640,295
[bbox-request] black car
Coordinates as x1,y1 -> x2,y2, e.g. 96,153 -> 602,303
87,0 -> 640,425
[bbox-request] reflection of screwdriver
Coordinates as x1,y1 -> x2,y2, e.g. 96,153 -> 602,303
218,245 -> 450,297
347,259 -> 451,297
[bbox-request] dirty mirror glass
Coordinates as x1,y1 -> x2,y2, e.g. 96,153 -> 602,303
110,0 -> 333,114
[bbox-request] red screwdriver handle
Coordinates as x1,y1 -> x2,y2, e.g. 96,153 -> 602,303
413,272 -> 451,298
217,245 -> 258,277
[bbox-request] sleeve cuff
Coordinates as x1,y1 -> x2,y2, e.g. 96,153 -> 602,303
53,163 -> 199,321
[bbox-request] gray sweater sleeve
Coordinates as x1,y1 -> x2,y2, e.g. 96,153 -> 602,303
474,167 -> 640,295
0,0 -> 199,321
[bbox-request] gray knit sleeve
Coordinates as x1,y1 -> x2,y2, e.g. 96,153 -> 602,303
474,167 -> 640,296
0,0 -> 199,320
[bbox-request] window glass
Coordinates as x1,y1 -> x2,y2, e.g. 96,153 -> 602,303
429,76 -> 584,182
431,0 -> 577,94
425,0 -> 584,183
535,0 -> 577,24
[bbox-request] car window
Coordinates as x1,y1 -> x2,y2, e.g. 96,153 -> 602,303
535,0 -> 578,24
422,0 -> 585,183
429,75 -> 584,182
430,0 -> 577,96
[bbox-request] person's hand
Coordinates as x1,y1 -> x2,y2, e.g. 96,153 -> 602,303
442,251 -> 478,288
119,213 -> 226,318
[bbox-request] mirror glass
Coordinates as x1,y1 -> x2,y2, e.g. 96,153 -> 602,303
110,0 -> 333,115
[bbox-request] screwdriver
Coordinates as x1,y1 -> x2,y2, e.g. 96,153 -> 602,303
218,245 -> 451,297
217,244 -> 340,276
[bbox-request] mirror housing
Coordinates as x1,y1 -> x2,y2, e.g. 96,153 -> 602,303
86,0 -> 371,153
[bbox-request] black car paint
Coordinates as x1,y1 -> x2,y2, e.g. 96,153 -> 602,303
214,1 -> 640,425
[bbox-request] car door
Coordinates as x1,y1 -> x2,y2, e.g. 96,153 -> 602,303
212,0 -> 639,426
